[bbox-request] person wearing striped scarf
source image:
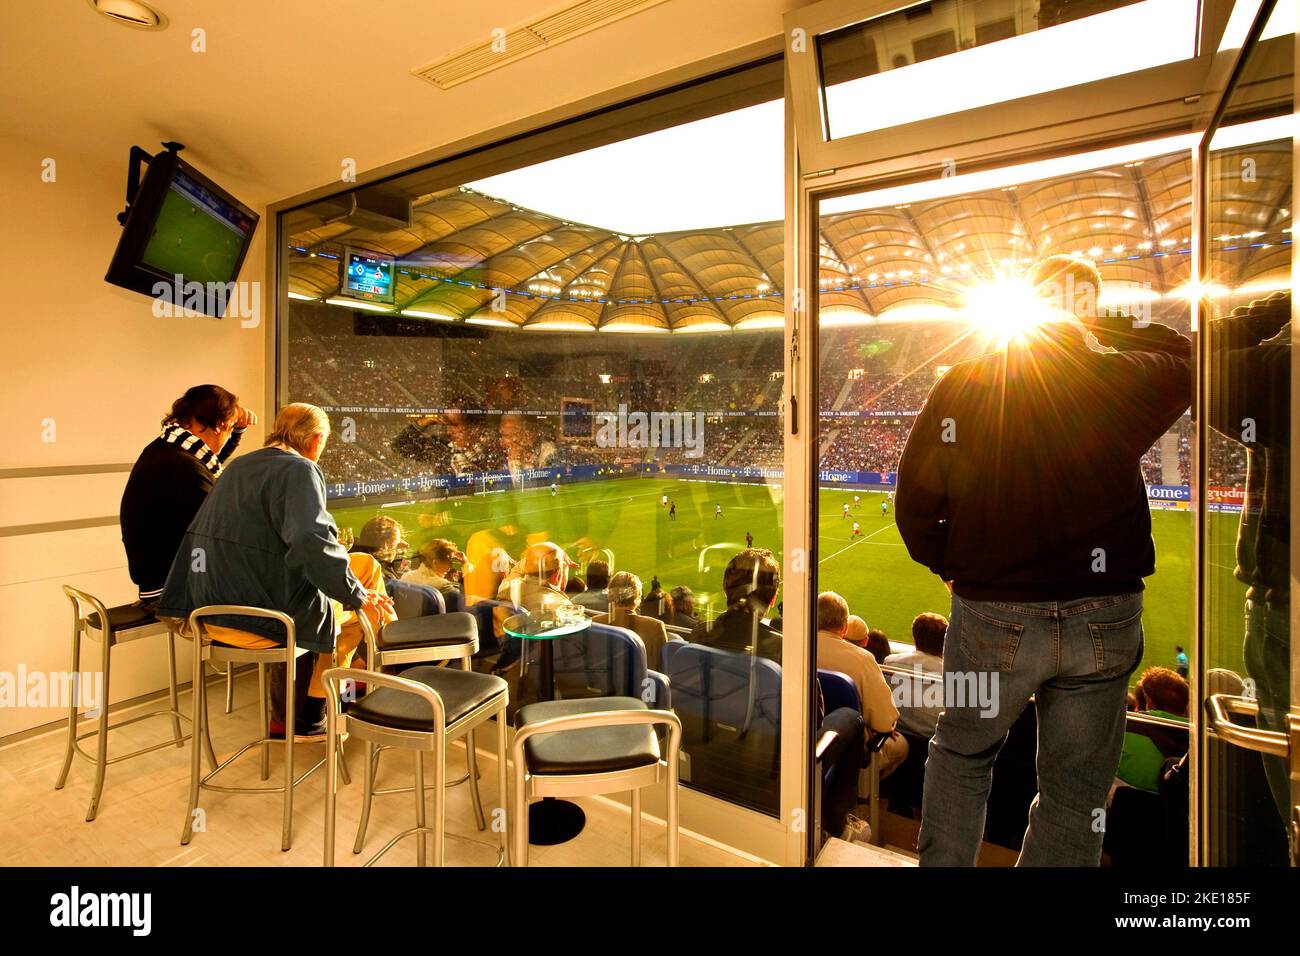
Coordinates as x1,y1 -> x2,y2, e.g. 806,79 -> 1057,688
120,385 -> 257,606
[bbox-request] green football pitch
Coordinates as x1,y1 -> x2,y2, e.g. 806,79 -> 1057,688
333,476 -> 1246,683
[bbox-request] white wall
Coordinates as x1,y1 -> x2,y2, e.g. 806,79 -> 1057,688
0,134 -> 268,738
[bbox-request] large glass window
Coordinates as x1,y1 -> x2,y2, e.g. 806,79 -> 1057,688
1199,0 -> 1294,865
814,135 -> 1199,854
278,69 -> 794,828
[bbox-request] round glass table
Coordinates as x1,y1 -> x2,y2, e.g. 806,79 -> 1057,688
501,611 -> 592,846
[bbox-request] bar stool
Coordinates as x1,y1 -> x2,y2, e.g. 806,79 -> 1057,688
180,605 -> 347,852
511,696 -> 682,866
354,611 -> 488,839
55,586 -> 202,822
322,664 -> 508,866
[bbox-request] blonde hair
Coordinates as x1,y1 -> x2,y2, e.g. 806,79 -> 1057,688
607,571 -> 643,610
264,403 -> 330,454
817,591 -> 850,633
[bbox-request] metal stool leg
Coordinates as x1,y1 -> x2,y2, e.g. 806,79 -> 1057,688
181,643 -> 205,845
353,741 -> 377,854
166,628 -> 184,747
513,761 -> 529,867
225,662 -> 235,714
54,619 -> 82,792
258,663 -> 270,781
460,654 -> 486,831
336,736 -> 352,787
84,631 -> 112,822
495,707 -> 508,860
281,653 -> 296,852
630,787 -> 642,866
324,708 -> 339,867
414,751 -> 428,867
433,730 -> 446,867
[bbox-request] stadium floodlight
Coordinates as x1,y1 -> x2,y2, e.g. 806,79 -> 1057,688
398,308 -> 457,321
287,291 -> 317,301
734,315 -> 785,331
324,297 -> 393,313
466,316 -> 516,328
961,278 -> 1055,346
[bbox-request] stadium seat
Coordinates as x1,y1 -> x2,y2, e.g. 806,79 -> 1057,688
517,621 -> 670,711
386,579 -> 446,619
666,643 -> 782,814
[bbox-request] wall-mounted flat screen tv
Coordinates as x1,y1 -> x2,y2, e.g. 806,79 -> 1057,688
105,144 -> 259,317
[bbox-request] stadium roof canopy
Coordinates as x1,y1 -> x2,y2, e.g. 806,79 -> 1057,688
286,140 -> 1289,332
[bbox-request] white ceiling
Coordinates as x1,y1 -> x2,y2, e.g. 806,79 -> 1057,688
0,0 -> 789,206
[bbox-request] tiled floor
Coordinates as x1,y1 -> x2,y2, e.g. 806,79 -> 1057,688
0,673 -> 760,868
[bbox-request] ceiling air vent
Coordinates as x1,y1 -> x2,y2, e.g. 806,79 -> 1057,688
412,0 -> 670,90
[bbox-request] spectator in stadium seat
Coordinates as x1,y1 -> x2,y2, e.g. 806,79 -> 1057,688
1117,667 -> 1189,793
120,385 -> 256,608
572,560 -> 610,613
885,612 -> 948,738
156,403 -> 393,736
668,586 -> 700,631
353,515 -> 408,581
401,538 -> 469,594
897,254 -> 1191,866
492,541 -> 579,674
691,548 -> 783,663
641,580 -> 674,624
594,571 -> 671,670
865,628 -> 891,665
565,575 -> 586,597
816,592 -> 907,778
845,614 -> 869,647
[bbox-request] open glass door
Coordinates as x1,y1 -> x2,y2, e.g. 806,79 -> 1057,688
1197,0 -> 1298,866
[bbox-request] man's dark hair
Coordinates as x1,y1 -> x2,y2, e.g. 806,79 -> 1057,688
565,575 -> 586,595
722,548 -> 780,609
911,612 -> 949,657
865,628 -> 891,665
586,560 -> 610,589
164,384 -> 238,431
670,585 -> 694,614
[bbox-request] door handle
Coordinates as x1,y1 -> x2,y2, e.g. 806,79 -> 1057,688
1206,694 -> 1291,759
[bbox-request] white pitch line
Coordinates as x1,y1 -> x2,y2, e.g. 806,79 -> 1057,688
818,522 -> 897,564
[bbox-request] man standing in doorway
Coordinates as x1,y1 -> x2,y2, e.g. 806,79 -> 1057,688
896,255 -> 1191,866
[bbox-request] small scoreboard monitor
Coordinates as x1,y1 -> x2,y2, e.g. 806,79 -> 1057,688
341,248 -> 396,304
560,397 -> 595,439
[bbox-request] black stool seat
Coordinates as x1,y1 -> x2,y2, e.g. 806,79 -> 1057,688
86,602 -> 158,633
378,612 -> 477,649
517,697 -> 659,775
349,666 -> 506,732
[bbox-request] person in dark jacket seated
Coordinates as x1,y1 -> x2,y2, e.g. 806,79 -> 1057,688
157,403 -> 393,736
668,586 -> 700,631
120,385 -> 256,608
690,548 -> 783,662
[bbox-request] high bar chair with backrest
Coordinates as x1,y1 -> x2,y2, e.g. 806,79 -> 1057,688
511,697 -> 682,867
55,585 -> 202,822
349,608 -> 490,851
180,604 -> 347,852
322,662 -> 508,867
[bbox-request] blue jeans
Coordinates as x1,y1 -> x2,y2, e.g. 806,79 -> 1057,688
919,591 -> 1144,866
1243,598 -> 1291,829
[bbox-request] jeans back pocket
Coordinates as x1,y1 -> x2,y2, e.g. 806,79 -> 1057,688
956,599 -> 1024,672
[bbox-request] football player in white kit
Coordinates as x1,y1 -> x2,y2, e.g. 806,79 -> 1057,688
842,502 -> 851,519
662,494 -> 668,508
850,520 -> 862,540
